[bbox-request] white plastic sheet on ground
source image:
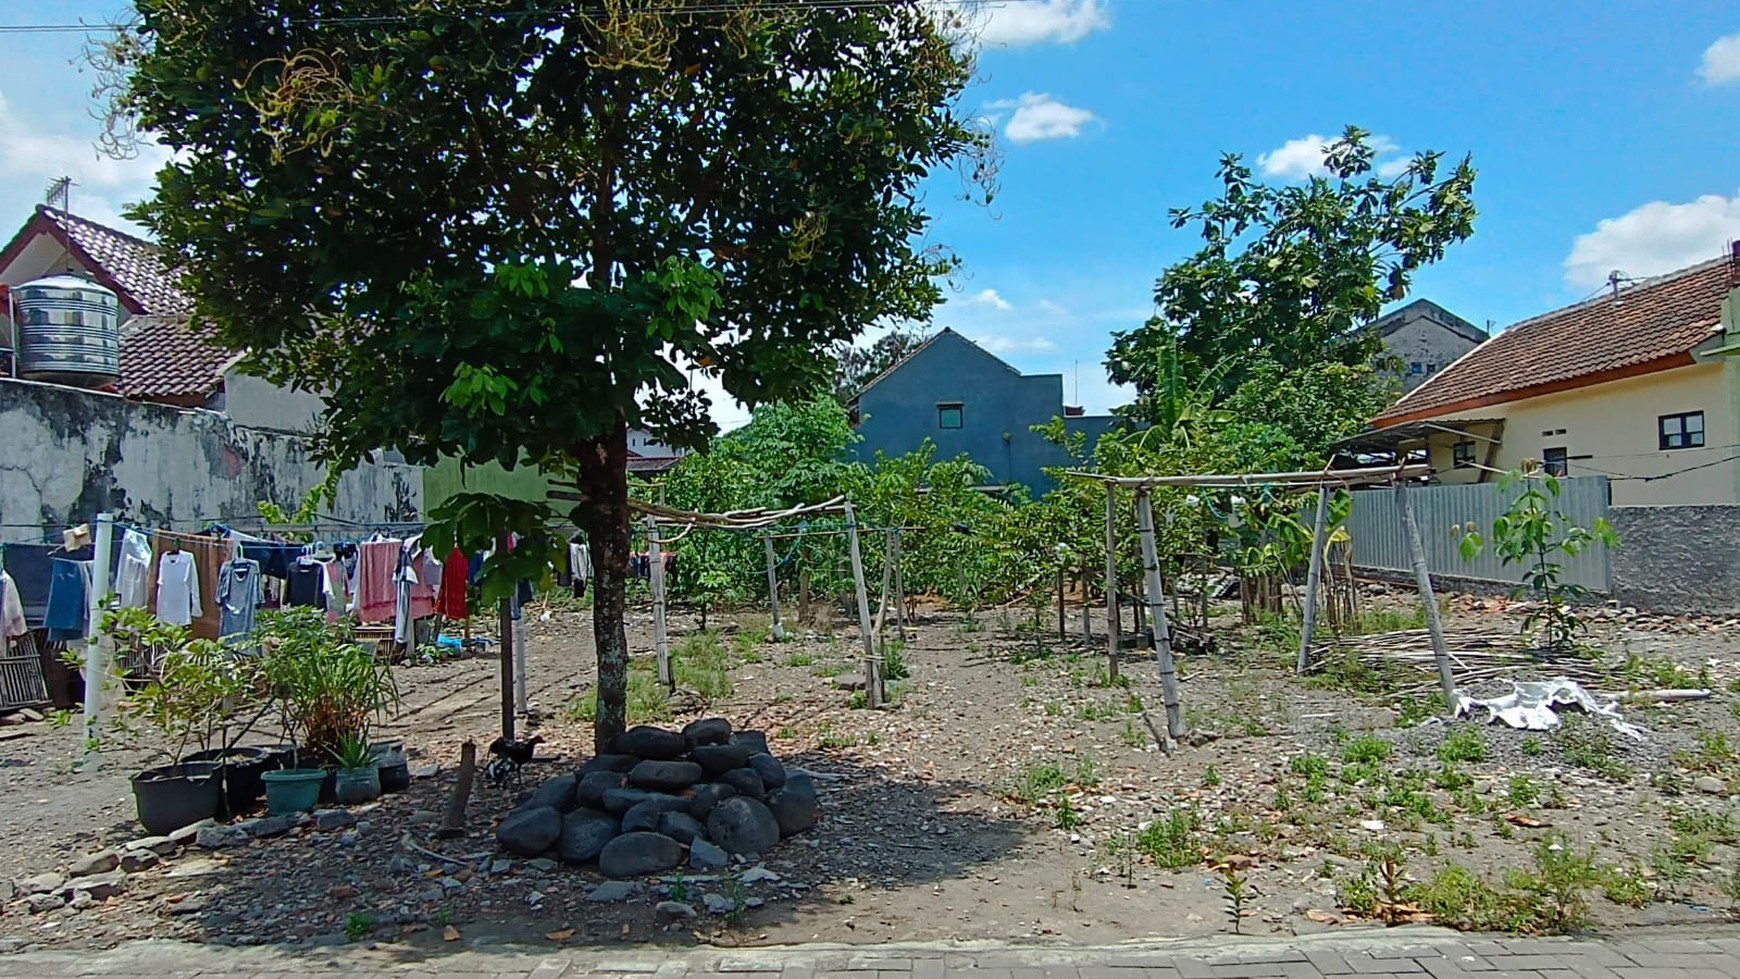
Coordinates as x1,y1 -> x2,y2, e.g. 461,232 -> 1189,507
1453,676 -> 1646,741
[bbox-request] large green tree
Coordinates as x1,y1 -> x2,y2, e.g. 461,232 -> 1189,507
1108,126 -> 1476,414
108,0 -> 988,747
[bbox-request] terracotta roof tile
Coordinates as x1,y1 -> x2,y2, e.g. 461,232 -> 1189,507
38,206 -> 192,316
118,315 -> 235,402
1375,257 -> 1733,425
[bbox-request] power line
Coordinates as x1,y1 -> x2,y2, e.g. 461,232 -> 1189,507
0,0 -> 1022,34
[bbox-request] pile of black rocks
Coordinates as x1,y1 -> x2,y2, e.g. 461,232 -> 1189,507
494,718 -> 821,878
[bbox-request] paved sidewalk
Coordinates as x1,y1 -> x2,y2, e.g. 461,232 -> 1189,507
5,926 -> 1740,979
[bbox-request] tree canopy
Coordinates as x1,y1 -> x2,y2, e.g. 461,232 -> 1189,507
107,0 -> 989,745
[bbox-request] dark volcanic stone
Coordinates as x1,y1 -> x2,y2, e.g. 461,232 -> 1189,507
731,730 -> 770,755
682,717 -> 733,749
656,811 -> 707,844
719,767 -> 765,800
767,773 -> 821,837
612,726 -> 687,760
602,787 -> 684,816
557,810 -> 620,865
577,771 -> 626,808
621,796 -> 692,834
598,832 -> 685,878
689,742 -> 753,777
627,760 -> 704,792
706,797 -> 781,856
747,753 -> 787,790
577,754 -> 640,776
688,782 -> 737,820
523,773 -> 579,813
496,806 -> 563,857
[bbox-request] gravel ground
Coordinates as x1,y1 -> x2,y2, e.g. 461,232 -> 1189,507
3,588 -> 1740,951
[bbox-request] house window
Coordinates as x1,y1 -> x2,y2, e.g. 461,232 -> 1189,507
1542,447 -> 1569,477
937,402 -> 964,430
1408,362 -> 1423,375
1658,411 -> 1705,450
1452,441 -> 1476,469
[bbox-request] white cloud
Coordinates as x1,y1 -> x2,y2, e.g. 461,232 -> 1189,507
1038,299 -> 1070,316
969,287 -> 1014,310
988,92 -> 1098,144
1256,132 -> 1409,181
0,90 -> 168,236
974,0 -> 1109,47
1698,34 -> 1740,86
1563,191 -> 1740,289
973,334 -> 1057,354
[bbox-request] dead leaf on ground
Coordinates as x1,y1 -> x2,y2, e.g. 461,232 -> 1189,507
545,928 -> 575,941
443,925 -> 461,942
1304,909 -> 1343,924
1506,814 -> 1551,828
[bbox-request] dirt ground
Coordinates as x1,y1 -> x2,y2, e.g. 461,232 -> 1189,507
4,586 -> 1740,952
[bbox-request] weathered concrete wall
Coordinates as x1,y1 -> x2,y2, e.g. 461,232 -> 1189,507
1609,505 -> 1740,615
220,368 -> 326,434
0,378 -> 421,541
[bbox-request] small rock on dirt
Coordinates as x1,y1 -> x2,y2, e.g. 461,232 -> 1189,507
1696,775 -> 1727,795
740,865 -> 781,884
497,806 -> 563,857
68,871 -> 126,900
702,892 -> 734,914
612,725 -> 687,760
586,881 -> 638,903
657,811 -> 707,844
26,893 -> 65,914
707,797 -> 780,856
126,836 -> 177,856
18,872 -> 65,896
119,850 -> 160,873
599,832 -> 685,878
768,773 -> 821,837
747,753 -> 787,790
314,809 -> 357,830
833,673 -> 866,691
69,850 -> 119,878
719,768 -> 766,801
528,857 -> 559,872
242,815 -> 293,838
195,825 -> 245,850
523,773 -> 580,813
656,900 -> 697,920
688,782 -> 737,819
168,820 -> 215,845
689,838 -> 728,871
558,811 -> 620,866
628,760 -> 704,792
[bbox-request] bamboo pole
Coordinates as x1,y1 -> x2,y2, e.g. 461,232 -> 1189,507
763,535 -> 785,640
1104,483 -> 1119,682
647,517 -> 673,692
892,530 -> 908,643
1396,480 -> 1457,708
845,501 -> 883,706
1135,489 -> 1184,746
873,532 -> 894,638
1297,485 -> 1331,675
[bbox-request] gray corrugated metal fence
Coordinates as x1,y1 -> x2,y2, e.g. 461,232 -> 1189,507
1346,476 -> 1612,593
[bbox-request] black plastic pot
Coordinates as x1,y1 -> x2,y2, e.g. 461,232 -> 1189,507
182,746 -> 279,815
131,762 -> 223,835
371,739 -> 411,793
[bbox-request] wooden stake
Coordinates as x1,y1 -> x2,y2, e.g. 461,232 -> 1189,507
1396,480 -> 1457,708
1297,485 -> 1331,675
437,740 -> 476,840
1056,565 -> 1066,640
763,535 -> 785,641
647,517 -> 672,692
495,532 -> 514,742
892,529 -> 908,643
1104,483 -> 1118,681
873,532 -> 894,638
1135,489 -> 1184,746
845,501 -> 882,706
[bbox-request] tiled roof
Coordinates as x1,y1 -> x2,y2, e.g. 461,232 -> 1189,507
117,315 -> 234,402
1375,257 -> 1734,426
626,451 -> 682,475
37,206 -> 192,316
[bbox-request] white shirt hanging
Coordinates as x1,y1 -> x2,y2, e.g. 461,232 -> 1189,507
156,551 -> 202,626
116,529 -> 154,609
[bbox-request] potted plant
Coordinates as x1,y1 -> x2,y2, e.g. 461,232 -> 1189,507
257,609 -> 399,813
332,734 -> 382,804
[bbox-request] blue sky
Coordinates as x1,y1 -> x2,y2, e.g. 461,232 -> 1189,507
2,1 -> 1737,422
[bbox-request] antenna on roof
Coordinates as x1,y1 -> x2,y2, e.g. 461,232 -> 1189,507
43,177 -> 72,212
1607,270 -> 1624,303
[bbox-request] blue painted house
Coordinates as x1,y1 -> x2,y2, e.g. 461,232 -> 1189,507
848,328 -> 1119,491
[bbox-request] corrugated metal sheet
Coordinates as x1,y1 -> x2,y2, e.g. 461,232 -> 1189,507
1347,476 -> 1611,593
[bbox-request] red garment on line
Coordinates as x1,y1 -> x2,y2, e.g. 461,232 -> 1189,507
436,546 -> 469,619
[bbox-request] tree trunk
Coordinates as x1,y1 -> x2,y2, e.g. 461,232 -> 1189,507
578,422 -> 632,752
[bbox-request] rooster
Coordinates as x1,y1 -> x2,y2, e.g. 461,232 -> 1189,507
485,734 -> 544,788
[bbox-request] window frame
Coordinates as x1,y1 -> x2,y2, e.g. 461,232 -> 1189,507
1452,440 -> 1476,469
1657,411 -> 1705,451
937,402 -> 964,430
1541,446 -> 1569,477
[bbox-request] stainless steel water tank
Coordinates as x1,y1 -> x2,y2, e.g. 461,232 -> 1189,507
15,274 -> 121,386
